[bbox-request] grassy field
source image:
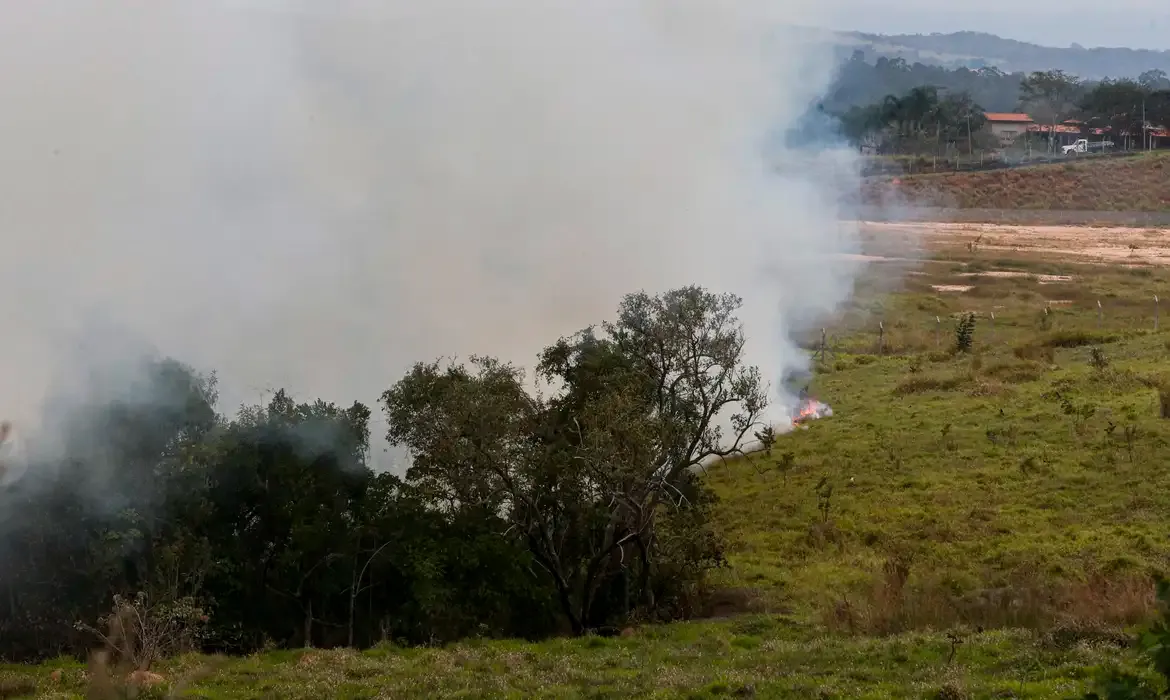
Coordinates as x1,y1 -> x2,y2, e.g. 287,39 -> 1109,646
862,150 -> 1170,211
7,232 -> 1170,698
0,624 -> 1152,699
711,246 -> 1170,626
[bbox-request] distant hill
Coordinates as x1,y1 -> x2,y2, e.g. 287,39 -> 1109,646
833,30 -> 1170,79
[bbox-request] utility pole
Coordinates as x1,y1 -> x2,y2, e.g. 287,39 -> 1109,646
1143,99 -> 1148,151
967,112 -> 973,155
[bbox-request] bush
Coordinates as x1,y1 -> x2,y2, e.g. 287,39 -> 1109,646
77,592 -> 209,673
954,313 -> 976,353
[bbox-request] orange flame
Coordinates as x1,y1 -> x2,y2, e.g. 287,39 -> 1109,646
792,398 -> 832,427
792,400 -> 817,426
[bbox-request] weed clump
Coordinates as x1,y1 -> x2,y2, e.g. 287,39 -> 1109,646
1089,346 -> 1110,371
894,374 -> 970,396
1043,330 -> 1120,349
983,360 -> 1046,383
0,678 -> 37,699
1138,376 -> 1170,419
934,679 -> 969,700
1013,342 -> 1056,364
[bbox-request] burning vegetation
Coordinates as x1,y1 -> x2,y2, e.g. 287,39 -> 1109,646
790,383 -> 834,429
792,396 -> 833,428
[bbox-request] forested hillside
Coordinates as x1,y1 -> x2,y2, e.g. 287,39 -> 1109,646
823,53 -> 1026,114
836,30 -> 1170,78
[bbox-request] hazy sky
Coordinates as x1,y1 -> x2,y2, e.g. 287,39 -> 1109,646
236,0 -> 1170,51
824,3 -> 1170,51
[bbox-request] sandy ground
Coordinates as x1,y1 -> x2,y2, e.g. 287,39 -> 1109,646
857,221 -> 1170,266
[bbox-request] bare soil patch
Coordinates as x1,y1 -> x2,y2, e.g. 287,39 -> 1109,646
858,221 -> 1170,266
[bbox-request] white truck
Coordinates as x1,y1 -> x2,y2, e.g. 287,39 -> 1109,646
1062,138 -> 1115,155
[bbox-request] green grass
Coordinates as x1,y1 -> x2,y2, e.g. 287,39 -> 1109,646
6,247 -> 1170,698
0,622 -> 1151,698
710,250 -> 1170,636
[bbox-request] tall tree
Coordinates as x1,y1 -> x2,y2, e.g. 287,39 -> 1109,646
1138,69 -> 1170,91
1020,70 -> 1084,152
383,286 -> 770,634
1078,79 -> 1151,149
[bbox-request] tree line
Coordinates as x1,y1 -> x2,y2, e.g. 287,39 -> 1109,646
835,85 -> 993,156
829,65 -> 1170,155
0,286 -> 774,661
823,53 -> 1029,115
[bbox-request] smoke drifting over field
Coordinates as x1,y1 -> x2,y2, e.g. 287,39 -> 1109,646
0,1 -> 862,472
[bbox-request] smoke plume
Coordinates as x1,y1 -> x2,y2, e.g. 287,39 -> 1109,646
0,0 -> 862,472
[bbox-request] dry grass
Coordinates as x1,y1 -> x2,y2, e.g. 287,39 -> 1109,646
863,151 -> 1170,211
825,554 -> 1155,639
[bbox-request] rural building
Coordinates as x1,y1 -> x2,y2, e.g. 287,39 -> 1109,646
984,113 -> 1035,145
1148,127 -> 1170,149
1026,122 -> 1103,148
1029,122 -> 1081,148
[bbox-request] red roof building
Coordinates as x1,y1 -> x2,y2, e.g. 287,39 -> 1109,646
984,113 -> 1035,144
984,113 -> 1035,123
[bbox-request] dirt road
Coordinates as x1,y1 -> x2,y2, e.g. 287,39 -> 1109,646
858,221 -> 1170,266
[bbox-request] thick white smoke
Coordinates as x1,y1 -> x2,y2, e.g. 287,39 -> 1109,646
0,1 -> 862,472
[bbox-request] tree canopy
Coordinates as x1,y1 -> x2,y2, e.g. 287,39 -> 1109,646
0,285 -> 768,660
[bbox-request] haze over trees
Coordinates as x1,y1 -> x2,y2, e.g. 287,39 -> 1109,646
822,53 -> 1027,114
835,84 -> 992,155
832,30 -> 1170,79
0,286 -> 772,661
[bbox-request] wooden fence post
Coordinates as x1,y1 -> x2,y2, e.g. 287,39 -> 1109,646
935,315 -> 941,349
1156,295 -> 1161,332
878,322 -> 885,355
1097,300 -> 1103,327
990,311 -> 996,343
